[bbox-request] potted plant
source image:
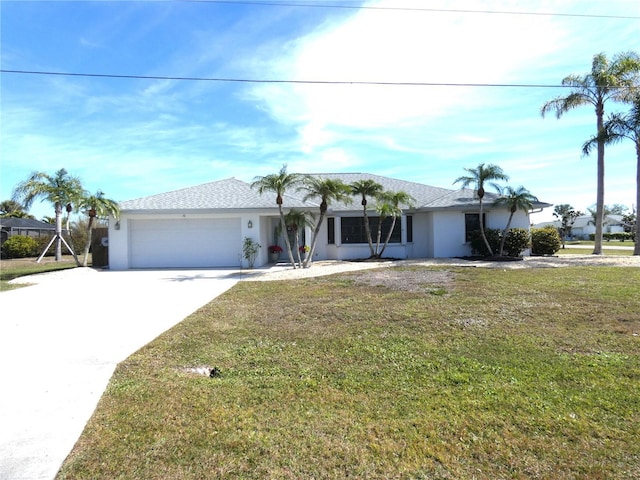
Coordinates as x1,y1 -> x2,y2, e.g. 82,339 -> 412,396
299,245 -> 310,260
268,245 -> 282,263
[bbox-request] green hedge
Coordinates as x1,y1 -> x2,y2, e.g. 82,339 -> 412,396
2,235 -> 38,258
468,228 -> 531,257
531,227 -> 561,255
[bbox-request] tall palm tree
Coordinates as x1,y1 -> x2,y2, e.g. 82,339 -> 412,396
12,168 -> 85,261
492,186 -> 538,256
284,208 -> 313,268
350,179 -> 384,257
300,176 -> 352,267
453,163 -> 509,256
583,95 -> 640,255
251,165 -> 302,268
78,190 -> 120,267
541,51 -> 640,255
375,190 -> 415,258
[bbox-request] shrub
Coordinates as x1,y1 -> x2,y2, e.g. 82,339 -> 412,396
503,228 -> 531,257
242,237 -> 261,268
2,235 -> 38,258
469,228 -> 531,257
531,227 -> 561,255
603,232 -> 633,242
468,229 -> 501,256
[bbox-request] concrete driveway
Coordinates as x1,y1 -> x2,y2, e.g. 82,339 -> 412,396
0,267 -> 242,480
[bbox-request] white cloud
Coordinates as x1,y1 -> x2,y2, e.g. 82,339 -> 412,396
245,0 -> 565,150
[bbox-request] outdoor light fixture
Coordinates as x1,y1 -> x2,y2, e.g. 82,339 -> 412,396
114,221 -> 120,230
247,220 -> 253,228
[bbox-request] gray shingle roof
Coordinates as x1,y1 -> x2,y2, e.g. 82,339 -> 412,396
0,218 -> 56,229
118,174 -> 550,212
119,178 -> 314,211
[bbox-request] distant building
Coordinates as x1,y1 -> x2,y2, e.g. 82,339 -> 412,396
533,214 -> 626,240
0,218 -> 56,245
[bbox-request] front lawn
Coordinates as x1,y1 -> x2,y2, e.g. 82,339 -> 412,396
0,256 -> 79,291
58,266 -> 640,479
556,247 -> 633,256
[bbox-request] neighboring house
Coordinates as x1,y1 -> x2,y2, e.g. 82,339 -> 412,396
0,217 -> 56,246
108,173 -> 551,270
533,214 -> 626,240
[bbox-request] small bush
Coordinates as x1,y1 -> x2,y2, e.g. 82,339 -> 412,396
503,228 -> 531,257
603,232 -> 633,242
2,235 -> 38,258
469,228 -> 531,257
468,229 -> 500,256
531,227 -> 561,255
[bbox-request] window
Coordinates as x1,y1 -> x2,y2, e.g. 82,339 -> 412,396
406,215 -> 413,243
341,217 -> 401,244
464,213 -> 486,242
327,217 -> 335,244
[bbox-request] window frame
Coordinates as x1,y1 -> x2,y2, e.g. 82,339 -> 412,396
464,213 -> 486,243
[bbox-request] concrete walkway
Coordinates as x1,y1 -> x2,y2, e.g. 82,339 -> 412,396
0,267 -> 243,480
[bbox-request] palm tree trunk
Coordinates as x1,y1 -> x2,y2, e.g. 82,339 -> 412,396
54,202 -> 63,261
635,141 -> 640,255
479,198 -> 494,256
379,216 -> 397,258
363,207 -> 375,257
279,206 -> 297,268
498,213 -> 515,257
374,219 -> 384,257
293,228 -> 302,268
82,216 -> 95,267
593,108 -> 605,255
304,213 -> 324,268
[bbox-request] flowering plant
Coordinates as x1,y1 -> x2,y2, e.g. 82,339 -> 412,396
268,245 -> 283,254
299,245 -> 310,253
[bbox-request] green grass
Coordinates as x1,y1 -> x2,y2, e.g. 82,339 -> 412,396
566,240 -> 636,247
58,267 -> 640,479
0,256 -> 79,291
556,247 -> 633,256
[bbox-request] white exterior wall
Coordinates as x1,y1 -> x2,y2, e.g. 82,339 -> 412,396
109,211 -> 263,270
431,209 -> 532,258
109,207 -> 537,269
431,211 -> 470,258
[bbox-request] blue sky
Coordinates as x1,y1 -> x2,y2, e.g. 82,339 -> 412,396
1,0 -> 639,223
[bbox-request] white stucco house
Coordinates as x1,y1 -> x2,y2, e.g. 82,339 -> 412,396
533,214 -> 627,240
108,173 -> 551,270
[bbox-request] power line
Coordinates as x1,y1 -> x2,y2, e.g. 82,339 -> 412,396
0,69 -> 611,89
179,0 -> 640,20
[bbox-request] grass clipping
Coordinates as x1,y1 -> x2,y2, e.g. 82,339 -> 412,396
59,266 -> 640,479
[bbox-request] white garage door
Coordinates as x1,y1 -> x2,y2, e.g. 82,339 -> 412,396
130,218 -> 241,268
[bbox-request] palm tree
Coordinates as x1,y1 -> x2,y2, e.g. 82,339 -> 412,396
349,179 -> 384,257
453,163 -> 509,256
78,191 -> 120,267
251,165 -> 302,268
583,96 -> 640,255
374,190 -> 415,258
492,186 -> 538,256
0,200 -> 32,218
541,51 -> 640,255
12,168 -> 85,262
299,176 -> 352,267
284,208 -> 313,268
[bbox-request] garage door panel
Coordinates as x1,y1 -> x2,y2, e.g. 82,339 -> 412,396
130,218 -> 241,268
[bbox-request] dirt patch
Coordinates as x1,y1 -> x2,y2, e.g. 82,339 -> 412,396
346,268 -> 455,293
